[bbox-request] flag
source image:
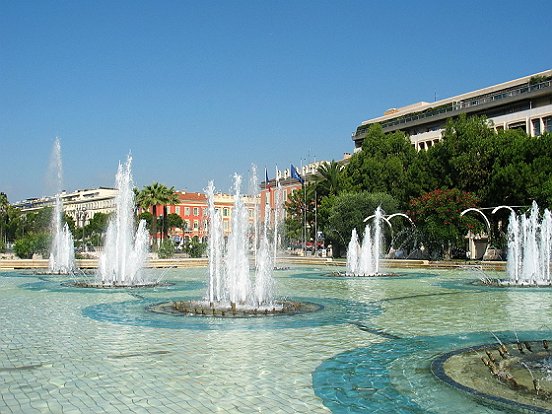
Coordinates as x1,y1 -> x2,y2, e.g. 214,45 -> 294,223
265,167 -> 271,192
290,164 -> 304,184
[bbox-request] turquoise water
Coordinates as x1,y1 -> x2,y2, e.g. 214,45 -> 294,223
1,265 -> 550,413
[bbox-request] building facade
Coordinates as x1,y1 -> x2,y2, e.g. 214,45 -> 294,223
352,70 -> 552,151
148,190 -> 259,246
13,187 -> 118,227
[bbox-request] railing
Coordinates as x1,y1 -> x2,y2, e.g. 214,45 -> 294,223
354,79 -> 552,137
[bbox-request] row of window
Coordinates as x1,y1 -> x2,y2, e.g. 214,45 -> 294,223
69,199 -> 115,212
174,206 -> 204,216
171,205 -> 259,219
494,116 -> 552,136
180,218 -> 234,231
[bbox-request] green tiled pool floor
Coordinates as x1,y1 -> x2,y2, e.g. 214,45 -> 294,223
1,267 -> 549,413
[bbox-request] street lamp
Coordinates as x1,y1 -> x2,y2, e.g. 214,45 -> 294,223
76,207 -> 88,252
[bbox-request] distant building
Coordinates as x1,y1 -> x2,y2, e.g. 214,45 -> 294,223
352,69 -> 552,151
260,155 -> 351,220
13,187 -> 118,227
147,190 -> 258,245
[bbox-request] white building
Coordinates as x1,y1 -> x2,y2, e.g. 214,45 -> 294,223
13,187 -> 118,227
352,70 -> 552,151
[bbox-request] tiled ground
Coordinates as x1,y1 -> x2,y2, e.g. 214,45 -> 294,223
2,267 -> 549,413
0,268 -> 375,413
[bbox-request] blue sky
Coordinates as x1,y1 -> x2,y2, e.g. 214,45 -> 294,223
1,0 -> 551,201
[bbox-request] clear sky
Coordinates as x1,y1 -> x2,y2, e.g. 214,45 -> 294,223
1,0 -> 551,201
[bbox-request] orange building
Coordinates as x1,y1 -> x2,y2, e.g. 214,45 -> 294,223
147,190 -> 258,247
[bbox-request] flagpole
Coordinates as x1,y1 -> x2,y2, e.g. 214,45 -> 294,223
302,163 -> 306,257
273,166 -> 279,265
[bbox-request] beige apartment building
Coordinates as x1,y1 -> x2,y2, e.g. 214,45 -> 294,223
352,69 -> 552,151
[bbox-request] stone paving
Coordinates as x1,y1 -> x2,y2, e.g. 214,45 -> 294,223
0,268 -> 373,413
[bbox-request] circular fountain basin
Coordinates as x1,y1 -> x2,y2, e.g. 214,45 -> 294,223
329,271 -> 399,278
70,280 -> 166,289
32,269 -> 95,276
476,279 -> 552,288
149,300 -> 322,318
432,340 -> 552,412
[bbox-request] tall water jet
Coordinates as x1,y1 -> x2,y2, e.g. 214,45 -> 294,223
157,175 -> 319,317
505,201 -> 552,286
206,175 -> 274,308
48,137 -> 76,273
206,181 -> 224,303
254,197 -> 275,305
272,177 -> 286,269
346,228 -> 360,275
342,207 -> 390,277
95,155 -> 151,287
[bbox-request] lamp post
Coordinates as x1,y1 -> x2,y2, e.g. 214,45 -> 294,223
76,207 -> 88,252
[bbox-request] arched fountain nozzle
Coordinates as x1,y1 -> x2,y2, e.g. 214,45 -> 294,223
485,350 -> 496,363
533,378 -> 541,395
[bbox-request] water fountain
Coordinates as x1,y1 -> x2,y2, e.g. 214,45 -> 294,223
477,202 -> 552,287
48,137 -> 76,274
334,207 -> 394,277
433,338 -> 552,411
74,155 -> 153,288
505,201 -> 552,286
167,175 -> 314,317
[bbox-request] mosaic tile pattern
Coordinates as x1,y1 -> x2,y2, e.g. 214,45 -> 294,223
1,267 -> 373,413
2,266 -> 550,413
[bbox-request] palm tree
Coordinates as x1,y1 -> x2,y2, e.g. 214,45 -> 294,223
313,161 -> 343,198
136,183 -> 179,246
0,192 -> 9,249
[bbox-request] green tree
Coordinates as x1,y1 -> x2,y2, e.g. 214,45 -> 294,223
157,238 -> 175,259
342,124 -> 417,207
83,212 -> 111,246
427,115 -> 498,204
407,188 -> 481,259
136,183 -> 179,245
284,183 -> 316,247
485,128 -> 533,207
185,237 -> 206,258
165,213 -> 184,233
313,160 -> 344,198
0,192 -> 9,251
322,191 -> 398,256
13,232 -> 49,259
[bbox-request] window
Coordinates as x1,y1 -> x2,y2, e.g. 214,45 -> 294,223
184,207 -> 190,215
193,220 -> 199,230
545,117 -> 552,133
193,207 -> 199,216
223,220 -> 229,230
507,121 -> 527,132
223,208 -> 229,217
531,119 -> 541,136
175,206 -> 180,214
184,220 -> 190,230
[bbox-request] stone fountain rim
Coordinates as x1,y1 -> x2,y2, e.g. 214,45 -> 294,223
63,280 -> 173,289
328,271 -> 400,278
473,279 -> 552,288
148,299 -> 324,318
431,341 -> 552,414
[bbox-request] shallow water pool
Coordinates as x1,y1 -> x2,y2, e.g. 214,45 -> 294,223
1,266 -> 549,413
